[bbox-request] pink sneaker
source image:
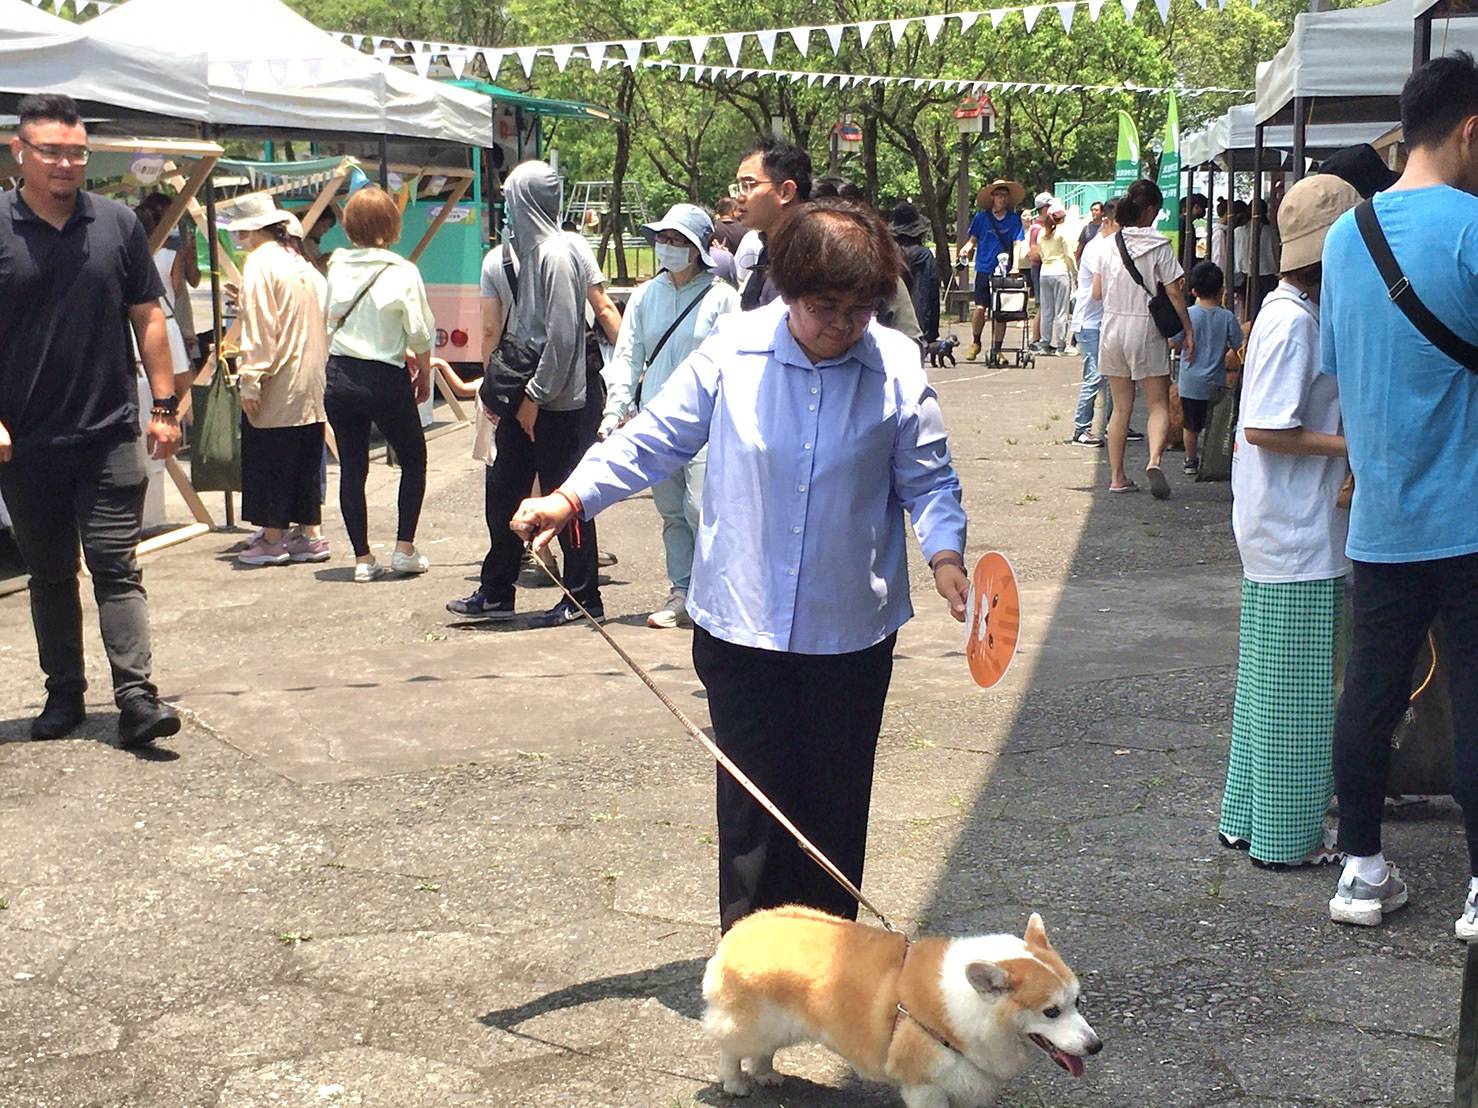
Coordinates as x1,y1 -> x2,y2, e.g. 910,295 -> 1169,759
236,537 -> 290,566
285,534 -> 331,563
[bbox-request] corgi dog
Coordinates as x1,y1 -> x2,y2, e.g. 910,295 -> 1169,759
702,906 -> 1100,1107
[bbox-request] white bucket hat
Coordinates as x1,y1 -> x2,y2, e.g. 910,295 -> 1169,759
640,203 -> 716,267
220,193 -> 303,238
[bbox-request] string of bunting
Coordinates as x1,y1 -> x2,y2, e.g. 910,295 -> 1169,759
642,58 -> 1251,97
339,0 -> 1253,83
21,0 -> 116,13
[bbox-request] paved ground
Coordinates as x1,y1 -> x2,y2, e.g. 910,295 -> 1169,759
0,327 -> 1469,1108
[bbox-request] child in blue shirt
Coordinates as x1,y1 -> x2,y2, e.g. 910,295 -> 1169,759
1175,261 -> 1243,474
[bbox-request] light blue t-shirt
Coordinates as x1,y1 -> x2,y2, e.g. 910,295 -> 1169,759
1320,185 -> 1478,563
1179,304 -> 1241,400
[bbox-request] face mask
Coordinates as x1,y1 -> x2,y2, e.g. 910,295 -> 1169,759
656,242 -> 696,272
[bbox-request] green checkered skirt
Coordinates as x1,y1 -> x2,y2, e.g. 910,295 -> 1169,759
1218,576 -> 1345,865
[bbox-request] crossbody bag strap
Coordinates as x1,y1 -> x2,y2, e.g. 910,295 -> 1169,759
634,282 -> 710,408
503,253 -> 518,304
330,262 -> 394,339
1354,199 -> 1478,374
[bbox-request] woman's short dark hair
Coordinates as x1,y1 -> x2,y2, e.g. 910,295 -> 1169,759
1116,179 -> 1164,226
1188,260 -> 1224,299
767,198 -> 904,305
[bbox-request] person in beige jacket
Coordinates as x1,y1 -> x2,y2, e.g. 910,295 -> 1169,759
226,197 -> 329,567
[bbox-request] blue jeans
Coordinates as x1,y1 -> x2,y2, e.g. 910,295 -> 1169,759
650,447 -> 707,592
1072,329 -> 1112,433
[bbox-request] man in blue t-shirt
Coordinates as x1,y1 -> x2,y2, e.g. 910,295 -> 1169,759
960,179 -> 1025,365
1320,52 -> 1478,941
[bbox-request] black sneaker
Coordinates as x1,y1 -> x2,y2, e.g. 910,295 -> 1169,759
117,694 -> 180,749
446,588 -> 515,619
31,692 -> 85,740
1126,427 -> 1145,442
525,598 -> 605,628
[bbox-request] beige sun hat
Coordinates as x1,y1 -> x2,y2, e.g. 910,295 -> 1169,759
977,178 -> 1026,208
220,193 -> 303,238
1277,173 -> 1362,271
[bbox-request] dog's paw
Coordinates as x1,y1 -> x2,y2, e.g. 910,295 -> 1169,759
753,1071 -> 784,1088
722,1076 -> 754,1097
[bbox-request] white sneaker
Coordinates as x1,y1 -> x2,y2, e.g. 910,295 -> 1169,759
1457,887 -> 1478,942
391,548 -> 430,575
1329,863 -> 1408,927
354,559 -> 387,583
647,590 -> 689,629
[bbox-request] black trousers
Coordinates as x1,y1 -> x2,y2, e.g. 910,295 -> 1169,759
481,404 -> 600,606
324,355 -> 428,558
692,625 -> 896,932
0,436 -> 156,706
239,419 -> 324,530
1334,554 -> 1478,873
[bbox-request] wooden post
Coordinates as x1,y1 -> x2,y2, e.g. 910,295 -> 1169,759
408,175 -> 473,262
147,154 -> 218,255
1248,125 -> 1265,324
298,171 -> 348,243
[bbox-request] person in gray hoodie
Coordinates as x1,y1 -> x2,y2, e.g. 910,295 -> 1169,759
446,161 -> 603,625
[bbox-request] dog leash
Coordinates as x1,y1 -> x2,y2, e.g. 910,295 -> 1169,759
522,539 -> 901,935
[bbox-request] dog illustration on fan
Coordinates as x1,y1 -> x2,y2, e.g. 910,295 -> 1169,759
702,906 -> 1100,1106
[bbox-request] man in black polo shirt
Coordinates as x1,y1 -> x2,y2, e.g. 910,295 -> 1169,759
0,94 -> 183,747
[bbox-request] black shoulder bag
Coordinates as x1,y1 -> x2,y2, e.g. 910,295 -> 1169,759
633,286 -> 708,409
1354,199 -> 1478,374
478,251 -> 544,418
1115,231 -> 1182,339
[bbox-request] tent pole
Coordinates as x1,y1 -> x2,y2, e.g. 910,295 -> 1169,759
378,135 -> 390,189
1416,11 -> 1434,68
1207,162 -> 1217,289
1292,97 -> 1309,183
201,129 -> 232,529
1182,165 -> 1196,277
1249,124 -> 1265,325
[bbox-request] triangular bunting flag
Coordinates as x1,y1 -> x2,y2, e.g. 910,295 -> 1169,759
551,44 -> 574,71
889,18 -> 912,45
957,12 -> 980,34
689,35 -> 710,61
516,46 -> 539,76
723,32 -> 745,65
1023,6 -> 1044,31
448,49 -> 471,79
411,52 -> 432,79
990,9 -> 1009,28
585,42 -> 608,68
656,36 -> 676,53
1152,0 -> 1170,21
756,30 -> 778,62
858,21 -> 881,47
807,72 -> 821,87
923,15 -> 946,42
1057,2 -> 1075,32
1088,0 -> 1108,18
787,27 -> 811,57
1121,0 -> 1140,18
824,24 -> 846,54
679,64 -> 691,80
621,40 -> 643,63
482,49 -> 505,78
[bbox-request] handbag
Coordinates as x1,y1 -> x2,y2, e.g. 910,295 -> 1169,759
1196,385 -> 1238,483
190,361 -> 242,493
478,252 -> 543,418
1354,199 -> 1478,374
1115,232 -> 1182,339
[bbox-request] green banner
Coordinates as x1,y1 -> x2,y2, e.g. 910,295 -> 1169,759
1156,94 -> 1181,252
1114,110 -> 1141,192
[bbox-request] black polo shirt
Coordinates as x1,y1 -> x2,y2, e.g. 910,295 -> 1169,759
0,188 -> 165,448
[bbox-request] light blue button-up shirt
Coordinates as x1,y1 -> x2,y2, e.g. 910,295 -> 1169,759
566,299 -> 968,655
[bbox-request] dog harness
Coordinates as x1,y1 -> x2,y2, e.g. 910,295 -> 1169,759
891,939 -> 989,1075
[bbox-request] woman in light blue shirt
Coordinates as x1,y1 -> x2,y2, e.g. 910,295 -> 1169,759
600,204 -> 740,629
512,200 -> 970,931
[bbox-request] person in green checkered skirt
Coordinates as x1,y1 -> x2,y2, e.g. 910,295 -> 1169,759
1218,175 -> 1362,868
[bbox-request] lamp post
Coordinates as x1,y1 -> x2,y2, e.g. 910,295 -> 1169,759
954,94 -> 996,248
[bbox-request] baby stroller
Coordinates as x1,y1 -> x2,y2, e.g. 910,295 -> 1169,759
989,254 -> 1035,368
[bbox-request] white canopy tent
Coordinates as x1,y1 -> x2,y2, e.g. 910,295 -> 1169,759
1255,0 -> 1478,126
1183,104 -> 1394,168
85,0 -> 492,146
0,0 -> 209,122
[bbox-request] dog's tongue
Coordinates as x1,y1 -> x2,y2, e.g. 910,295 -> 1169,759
1061,1051 -> 1085,1078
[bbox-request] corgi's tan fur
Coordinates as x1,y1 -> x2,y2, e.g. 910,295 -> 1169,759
702,905 -> 1100,1107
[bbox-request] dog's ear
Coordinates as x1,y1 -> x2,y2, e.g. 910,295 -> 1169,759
1024,912 -> 1051,951
965,960 -> 1011,996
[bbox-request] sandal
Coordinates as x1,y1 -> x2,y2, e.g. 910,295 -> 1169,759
1108,481 -> 1140,494
1146,465 -> 1171,500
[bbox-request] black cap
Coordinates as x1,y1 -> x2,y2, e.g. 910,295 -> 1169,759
1318,143 -> 1399,199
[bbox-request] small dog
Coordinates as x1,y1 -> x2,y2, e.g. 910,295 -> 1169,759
926,335 -> 959,368
703,906 -> 1100,1107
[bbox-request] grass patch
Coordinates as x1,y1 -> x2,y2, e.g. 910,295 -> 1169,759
278,931 -> 312,946
416,881 -> 441,893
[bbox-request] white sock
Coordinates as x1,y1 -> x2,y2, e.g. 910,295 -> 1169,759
1468,877 -> 1478,901
1343,853 -> 1387,885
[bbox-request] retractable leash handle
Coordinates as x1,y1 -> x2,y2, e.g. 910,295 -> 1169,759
521,540 -> 902,934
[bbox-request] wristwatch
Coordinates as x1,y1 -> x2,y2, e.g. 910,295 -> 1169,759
151,394 -> 179,418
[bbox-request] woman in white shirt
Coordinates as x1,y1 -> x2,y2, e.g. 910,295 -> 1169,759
323,187 -> 435,583
1094,179 -> 1195,499
1219,174 -> 1361,869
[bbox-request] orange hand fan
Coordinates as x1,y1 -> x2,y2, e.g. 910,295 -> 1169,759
964,551 -> 1021,689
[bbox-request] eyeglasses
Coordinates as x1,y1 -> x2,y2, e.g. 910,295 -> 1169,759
728,177 -> 773,199
800,298 -> 878,328
19,137 -> 91,166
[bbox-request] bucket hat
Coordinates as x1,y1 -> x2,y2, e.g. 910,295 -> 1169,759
640,203 -> 716,267
1278,173 -> 1362,271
